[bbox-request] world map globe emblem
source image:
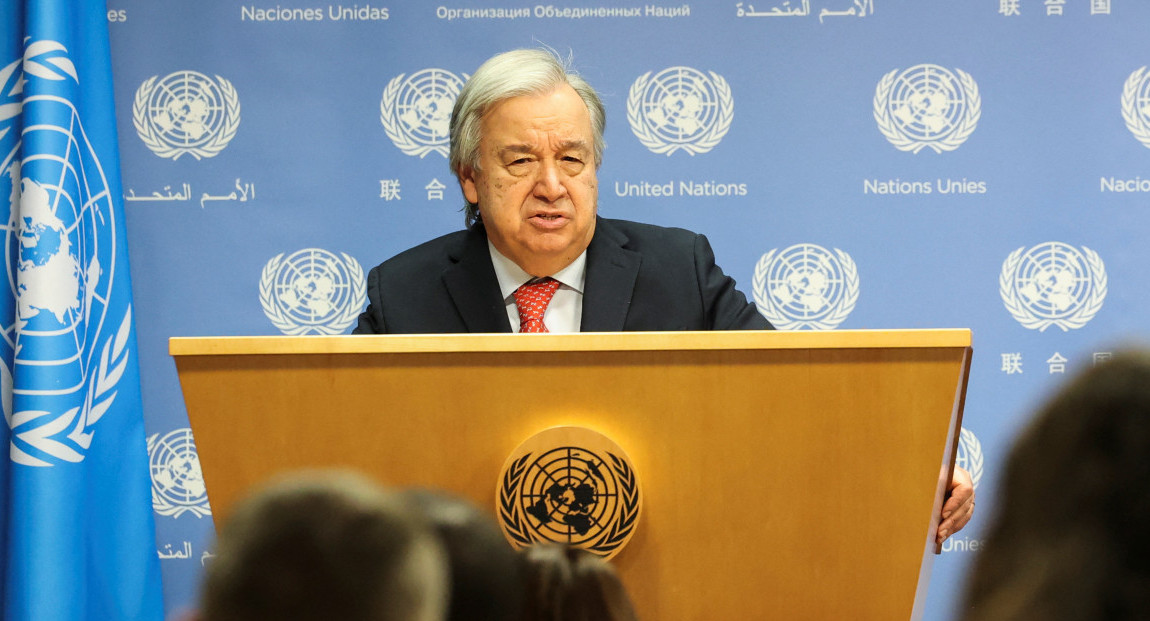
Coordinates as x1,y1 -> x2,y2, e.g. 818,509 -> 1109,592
1000,242 -> 1106,332
954,427 -> 984,492
1120,66 -> 1150,149
2,49 -> 130,466
874,64 -> 981,153
132,71 -> 240,160
523,447 -> 621,542
752,244 -> 859,330
627,66 -> 734,155
499,427 -> 641,560
147,428 -> 211,518
259,248 -> 366,335
380,68 -> 466,158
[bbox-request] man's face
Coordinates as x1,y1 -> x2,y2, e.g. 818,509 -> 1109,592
459,84 -> 598,277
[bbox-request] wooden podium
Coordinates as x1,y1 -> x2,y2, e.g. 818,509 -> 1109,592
171,329 -> 971,621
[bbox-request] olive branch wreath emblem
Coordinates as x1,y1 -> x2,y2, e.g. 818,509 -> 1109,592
1121,66 -> 1150,150
999,245 -> 1106,332
379,71 -> 467,159
499,450 -> 641,558
874,67 -> 981,154
258,251 -> 366,335
752,246 -> 859,330
133,73 -> 240,161
146,429 -> 212,519
2,42 -> 134,467
627,69 -> 734,156
7,310 -> 134,466
957,428 -> 984,491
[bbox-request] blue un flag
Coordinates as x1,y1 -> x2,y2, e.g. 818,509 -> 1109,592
0,0 -> 165,619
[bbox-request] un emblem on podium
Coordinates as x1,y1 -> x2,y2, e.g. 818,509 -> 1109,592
874,64 -> 980,153
999,242 -> 1106,332
498,427 -> 642,560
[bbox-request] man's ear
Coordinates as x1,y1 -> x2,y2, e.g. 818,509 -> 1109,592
458,167 -> 479,204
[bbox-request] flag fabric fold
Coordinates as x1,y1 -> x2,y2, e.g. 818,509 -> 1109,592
1,0 -> 165,619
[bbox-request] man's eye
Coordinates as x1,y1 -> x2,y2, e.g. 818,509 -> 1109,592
561,156 -> 585,172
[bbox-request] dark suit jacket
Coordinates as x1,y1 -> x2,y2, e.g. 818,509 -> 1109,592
354,217 -> 773,333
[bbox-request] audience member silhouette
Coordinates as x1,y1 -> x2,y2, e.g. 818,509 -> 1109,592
959,351 -> 1150,621
199,470 -> 448,621
521,543 -> 639,621
402,489 -> 527,621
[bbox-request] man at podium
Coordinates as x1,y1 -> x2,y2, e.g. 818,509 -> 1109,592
354,47 -> 769,336
353,47 -> 975,543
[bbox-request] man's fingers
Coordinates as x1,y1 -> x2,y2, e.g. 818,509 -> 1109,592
951,497 -> 975,531
937,468 -> 976,544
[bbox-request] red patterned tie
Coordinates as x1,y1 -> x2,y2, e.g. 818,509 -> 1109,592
514,277 -> 561,333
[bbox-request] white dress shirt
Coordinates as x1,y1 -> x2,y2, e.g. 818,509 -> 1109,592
488,240 -> 586,333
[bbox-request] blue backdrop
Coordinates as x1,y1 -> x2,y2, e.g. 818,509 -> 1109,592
105,1 -> 1149,618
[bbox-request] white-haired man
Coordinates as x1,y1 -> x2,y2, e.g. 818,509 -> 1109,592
355,48 -> 769,334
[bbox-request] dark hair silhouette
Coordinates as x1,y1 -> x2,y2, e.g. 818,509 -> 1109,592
402,489 -> 526,621
521,544 -> 639,621
200,470 -> 447,621
959,351 -> 1150,621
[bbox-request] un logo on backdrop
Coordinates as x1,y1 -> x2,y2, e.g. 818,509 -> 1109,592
874,64 -> 981,153
627,66 -> 733,155
1121,66 -> 1150,149
133,71 -> 240,160
1,45 -> 132,466
259,248 -> 366,335
1000,242 -> 1106,332
752,244 -> 859,330
955,428 -> 984,491
380,69 -> 466,158
147,428 -> 211,519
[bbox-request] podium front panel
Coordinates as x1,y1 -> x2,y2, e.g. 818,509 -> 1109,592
172,330 -> 971,621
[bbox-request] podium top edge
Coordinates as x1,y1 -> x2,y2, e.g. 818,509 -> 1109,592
169,329 -> 972,356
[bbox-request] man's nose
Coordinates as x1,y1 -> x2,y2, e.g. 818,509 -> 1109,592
533,160 -> 567,202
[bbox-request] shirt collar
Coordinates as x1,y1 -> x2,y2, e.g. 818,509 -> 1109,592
487,240 -> 587,299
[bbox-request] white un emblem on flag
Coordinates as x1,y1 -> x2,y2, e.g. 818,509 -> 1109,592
874,64 -> 981,153
1000,242 -> 1106,332
752,244 -> 859,330
380,68 -> 466,158
133,71 -> 241,160
627,66 -> 733,155
259,248 -> 366,335
1,43 -> 133,467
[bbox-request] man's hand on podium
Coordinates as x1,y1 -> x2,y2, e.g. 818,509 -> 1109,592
936,466 -> 975,544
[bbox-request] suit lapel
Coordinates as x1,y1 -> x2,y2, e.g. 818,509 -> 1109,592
442,226 -> 513,333
580,219 -> 641,332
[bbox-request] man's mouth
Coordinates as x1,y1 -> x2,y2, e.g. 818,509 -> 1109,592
530,213 -> 567,226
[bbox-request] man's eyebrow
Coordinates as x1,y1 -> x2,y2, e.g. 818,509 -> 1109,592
498,144 -> 535,156
556,139 -> 590,152
497,140 -> 590,156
